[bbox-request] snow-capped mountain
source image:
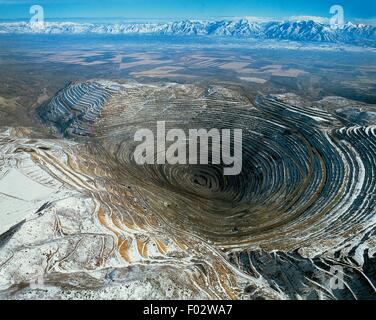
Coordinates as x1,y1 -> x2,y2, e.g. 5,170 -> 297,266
263,20 -> 338,42
0,18 -> 375,46
263,20 -> 376,44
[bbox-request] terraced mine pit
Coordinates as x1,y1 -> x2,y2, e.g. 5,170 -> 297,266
1,79 -> 376,300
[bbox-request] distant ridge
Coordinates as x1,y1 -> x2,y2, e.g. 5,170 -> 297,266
1,18 -> 375,46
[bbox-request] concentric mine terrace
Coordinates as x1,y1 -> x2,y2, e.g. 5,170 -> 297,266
1,79 -> 375,299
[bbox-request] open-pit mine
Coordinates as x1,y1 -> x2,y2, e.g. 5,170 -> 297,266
0,79 -> 375,299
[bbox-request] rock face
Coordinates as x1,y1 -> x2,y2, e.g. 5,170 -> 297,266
1,80 -> 376,299
37,80 -> 121,137
1,19 -> 375,46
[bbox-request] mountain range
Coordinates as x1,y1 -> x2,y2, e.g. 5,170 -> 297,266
1,19 -> 375,46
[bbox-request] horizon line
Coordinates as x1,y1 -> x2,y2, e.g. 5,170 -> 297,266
0,15 -> 375,25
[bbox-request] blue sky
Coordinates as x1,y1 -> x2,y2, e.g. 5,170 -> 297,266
0,0 -> 375,21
